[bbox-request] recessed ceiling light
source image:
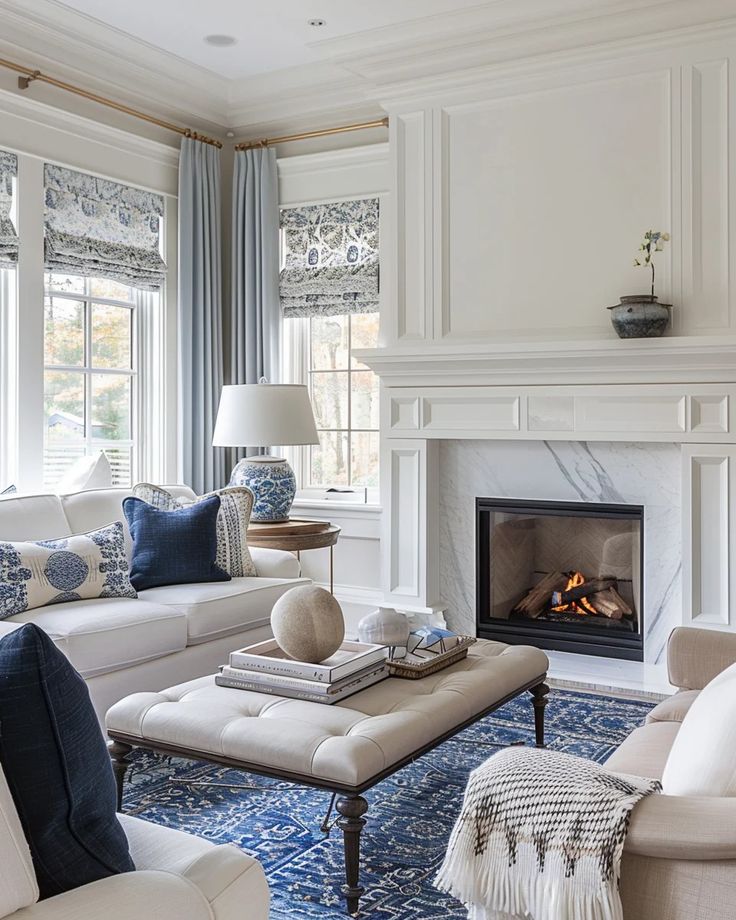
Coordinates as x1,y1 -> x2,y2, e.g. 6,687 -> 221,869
308,18 -> 326,27
204,34 -> 237,47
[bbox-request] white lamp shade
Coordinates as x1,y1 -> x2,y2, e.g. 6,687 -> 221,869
212,384 -> 319,448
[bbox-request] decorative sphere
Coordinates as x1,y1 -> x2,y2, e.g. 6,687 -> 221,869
357,607 -> 410,648
271,585 -> 345,663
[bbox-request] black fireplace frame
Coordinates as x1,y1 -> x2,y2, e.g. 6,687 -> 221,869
476,497 -> 644,661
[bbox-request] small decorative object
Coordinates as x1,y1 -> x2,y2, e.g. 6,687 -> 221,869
357,607 -> 410,659
212,380 -> 320,522
270,584 -> 345,664
388,633 -> 476,679
608,230 -> 672,338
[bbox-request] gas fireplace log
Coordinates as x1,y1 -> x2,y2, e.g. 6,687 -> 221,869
589,587 -> 632,619
513,572 -> 567,618
551,577 -> 617,607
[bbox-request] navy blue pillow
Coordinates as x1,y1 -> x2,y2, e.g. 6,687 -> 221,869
123,494 -> 230,591
0,624 -> 134,898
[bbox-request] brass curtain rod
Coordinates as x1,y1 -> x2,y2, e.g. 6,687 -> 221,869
0,56 -> 223,148
235,116 -> 389,151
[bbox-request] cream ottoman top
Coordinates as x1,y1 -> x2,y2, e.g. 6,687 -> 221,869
106,639 -> 548,789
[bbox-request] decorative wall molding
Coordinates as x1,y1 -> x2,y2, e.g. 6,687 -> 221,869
682,445 -> 736,628
356,337 -> 736,387
384,385 -> 735,443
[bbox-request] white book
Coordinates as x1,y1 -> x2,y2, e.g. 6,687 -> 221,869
215,664 -> 388,704
229,638 -> 387,683
219,661 -> 383,695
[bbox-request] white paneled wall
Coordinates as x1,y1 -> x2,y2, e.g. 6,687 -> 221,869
383,31 -> 736,347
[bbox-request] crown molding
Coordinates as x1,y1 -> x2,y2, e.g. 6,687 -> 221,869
313,0 -> 736,89
0,0 -> 230,131
2,0 -> 736,139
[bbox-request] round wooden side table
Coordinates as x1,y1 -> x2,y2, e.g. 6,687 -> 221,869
247,519 -> 341,593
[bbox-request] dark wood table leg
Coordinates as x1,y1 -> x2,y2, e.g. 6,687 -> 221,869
108,740 -> 133,811
530,682 -> 550,747
336,794 -> 368,915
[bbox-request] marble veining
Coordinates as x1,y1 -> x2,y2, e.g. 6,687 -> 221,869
438,440 -> 681,664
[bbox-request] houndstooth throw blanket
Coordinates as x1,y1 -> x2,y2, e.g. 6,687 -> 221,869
435,747 -> 661,920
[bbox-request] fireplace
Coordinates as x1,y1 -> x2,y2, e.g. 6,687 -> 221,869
476,497 -> 644,660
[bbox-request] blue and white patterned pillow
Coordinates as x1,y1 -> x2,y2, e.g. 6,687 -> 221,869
0,521 -> 136,620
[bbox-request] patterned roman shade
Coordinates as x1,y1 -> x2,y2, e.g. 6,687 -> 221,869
0,151 -> 18,265
44,164 -> 166,290
280,197 -> 379,317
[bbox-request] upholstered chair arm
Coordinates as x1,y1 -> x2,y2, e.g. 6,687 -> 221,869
119,814 -> 269,920
11,871 -> 213,920
667,627 -> 736,690
249,546 -> 302,579
625,795 -> 736,860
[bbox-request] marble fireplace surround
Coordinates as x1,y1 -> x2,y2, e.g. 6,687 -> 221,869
356,337 -> 736,666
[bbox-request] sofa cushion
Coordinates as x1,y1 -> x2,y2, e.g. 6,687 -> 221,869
0,523 -> 136,621
645,690 -> 699,725
0,624 -> 134,899
138,576 -> 311,645
662,661 -> 736,796
8,598 -> 187,678
0,495 -> 71,542
124,496 -> 230,591
605,721 -> 680,781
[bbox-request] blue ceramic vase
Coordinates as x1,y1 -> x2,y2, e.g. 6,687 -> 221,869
229,456 -> 297,522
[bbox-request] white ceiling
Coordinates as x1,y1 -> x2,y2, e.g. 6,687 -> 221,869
55,0 -> 479,79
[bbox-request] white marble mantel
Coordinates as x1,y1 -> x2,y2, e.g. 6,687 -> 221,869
357,336 -> 736,664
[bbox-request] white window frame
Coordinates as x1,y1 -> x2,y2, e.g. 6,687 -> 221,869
1,138 -> 177,493
43,276 -> 138,487
282,311 -> 380,503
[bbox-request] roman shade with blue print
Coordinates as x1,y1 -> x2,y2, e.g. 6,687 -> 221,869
279,197 -> 379,317
0,151 -> 18,264
43,164 -> 166,290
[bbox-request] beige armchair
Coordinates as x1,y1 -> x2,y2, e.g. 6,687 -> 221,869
605,627 -> 736,920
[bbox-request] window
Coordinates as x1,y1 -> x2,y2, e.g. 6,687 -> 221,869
280,197 -> 380,495
43,273 -> 137,487
308,312 -> 379,488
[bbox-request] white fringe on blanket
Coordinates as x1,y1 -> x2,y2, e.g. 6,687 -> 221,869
435,747 -> 660,920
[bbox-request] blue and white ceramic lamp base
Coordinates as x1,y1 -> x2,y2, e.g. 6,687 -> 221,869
229,456 -> 297,523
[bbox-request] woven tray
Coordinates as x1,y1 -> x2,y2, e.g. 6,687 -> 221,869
387,636 -> 476,679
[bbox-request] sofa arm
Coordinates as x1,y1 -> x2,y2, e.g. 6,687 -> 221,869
119,814 -> 269,920
625,794 -> 736,861
667,627 -> 736,690
250,546 -> 301,579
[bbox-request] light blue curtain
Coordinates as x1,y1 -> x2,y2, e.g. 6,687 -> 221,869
178,137 -> 226,493
231,147 -> 280,389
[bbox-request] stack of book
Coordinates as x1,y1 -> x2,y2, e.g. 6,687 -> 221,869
216,638 -> 389,704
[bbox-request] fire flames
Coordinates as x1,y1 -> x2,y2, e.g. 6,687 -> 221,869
551,571 -> 597,616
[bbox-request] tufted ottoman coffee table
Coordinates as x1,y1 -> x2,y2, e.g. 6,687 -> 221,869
106,639 -> 549,915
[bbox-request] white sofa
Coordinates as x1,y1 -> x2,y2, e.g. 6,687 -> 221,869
0,763 -> 269,920
0,486 -> 310,721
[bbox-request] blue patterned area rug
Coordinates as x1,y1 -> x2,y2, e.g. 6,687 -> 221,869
121,688 -> 653,919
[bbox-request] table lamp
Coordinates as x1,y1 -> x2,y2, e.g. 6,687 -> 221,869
213,382 -> 319,522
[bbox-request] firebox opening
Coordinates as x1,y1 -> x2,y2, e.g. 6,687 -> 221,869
476,498 -> 644,661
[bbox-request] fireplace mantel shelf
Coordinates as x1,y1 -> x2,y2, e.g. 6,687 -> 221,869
353,335 -> 736,387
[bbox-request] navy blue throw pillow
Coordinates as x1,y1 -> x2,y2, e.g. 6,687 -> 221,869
0,624 -> 134,898
123,494 -> 231,591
